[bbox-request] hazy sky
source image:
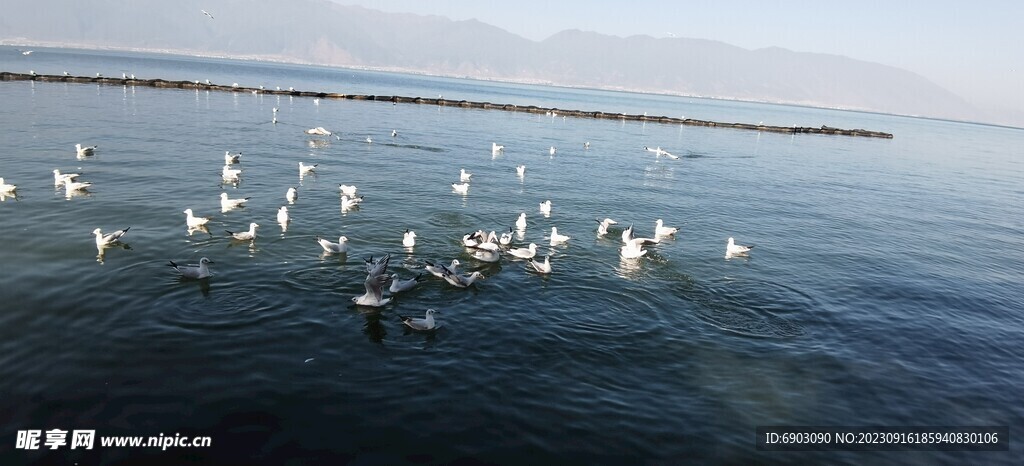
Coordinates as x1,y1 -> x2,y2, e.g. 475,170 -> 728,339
335,0 -> 1023,116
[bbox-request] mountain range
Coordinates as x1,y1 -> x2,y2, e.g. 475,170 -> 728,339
0,0 -> 981,123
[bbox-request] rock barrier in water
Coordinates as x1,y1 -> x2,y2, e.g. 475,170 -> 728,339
0,72 -> 894,138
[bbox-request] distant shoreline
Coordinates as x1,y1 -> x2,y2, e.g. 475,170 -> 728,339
1,41 -> 1016,131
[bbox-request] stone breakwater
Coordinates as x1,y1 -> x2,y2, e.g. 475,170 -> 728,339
1,72 -> 894,138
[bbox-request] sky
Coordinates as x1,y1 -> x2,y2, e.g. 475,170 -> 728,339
335,0 -> 1023,120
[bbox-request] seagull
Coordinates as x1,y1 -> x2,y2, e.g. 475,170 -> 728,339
515,213 -> 527,231
583,141 -> 590,149
389,273 -> 423,294
391,129 -> 398,137
403,229 -> 417,247
75,144 -> 97,157
317,236 -> 349,253
491,142 -> 504,155
644,146 -> 679,160
621,223 -> 660,246
222,165 -> 241,181
539,200 -> 552,216
220,192 -> 250,211
424,259 -> 460,278
516,165 -> 526,177
226,222 -> 259,241
224,151 -> 241,164
313,98 -> 319,105
168,257 -> 213,279
399,309 -> 438,331
549,227 -> 570,246
286,187 -> 298,203
277,206 -> 290,225
726,237 -> 754,256
298,162 -> 317,175
52,169 -> 81,187
472,249 -> 500,263
530,255 -> 552,274
441,269 -> 485,288
508,243 -> 537,259
338,184 -> 358,197
549,146 -> 556,156
596,218 -> 618,236
93,226 -> 130,248
460,169 -> 472,182
498,227 -> 513,246
620,238 -> 650,259
365,136 -> 373,144
183,208 -> 212,229
353,253 -> 392,307
63,71 -> 70,76
64,179 -> 91,193
451,182 -> 469,194
201,9 -> 214,19
21,50 -> 33,55
340,195 -> 364,211
0,178 -> 18,193
305,127 -> 331,136
654,219 -> 679,237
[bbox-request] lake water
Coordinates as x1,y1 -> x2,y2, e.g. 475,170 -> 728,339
1,46 -> 1022,464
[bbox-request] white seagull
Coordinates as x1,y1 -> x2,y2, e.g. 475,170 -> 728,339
389,273 -> 423,294
220,192 -> 250,211
620,238 -> 650,259
549,146 -> 556,156
515,213 -> 527,231
222,165 -> 241,181
277,206 -> 290,225
340,195 -> 364,211
168,257 -> 213,279
226,222 -> 259,241
530,255 -> 552,274
75,144 -> 97,157
491,142 -> 504,155
441,269 -> 486,288
403,229 -> 417,248
298,162 -> 317,175
93,226 -> 130,248
286,187 -> 298,203
498,228 -> 513,246
726,237 -> 754,256
621,223 -> 660,246
399,309 -> 439,331
53,169 -> 81,187
201,9 -> 214,19
183,208 -> 212,229
64,179 -> 91,194
391,129 -> 398,137
516,165 -> 526,177
654,219 -> 679,237
317,236 -> 349,254
549,227 -> 570,246
596,218 -> 618,236
365,136 -> 373,144
644,146 -> 679,160
539,200 -> 552,216
224,151 -> 241,164
472,249 -> 500,263
424,259 -> 460,278
451,182 -> 469,194
353,253 -> 392,307
305,127 -> 331,136
0,178 -> 18,193
460,169 -> 472,182
338,184 -> 358,197
508,243 -> 537,259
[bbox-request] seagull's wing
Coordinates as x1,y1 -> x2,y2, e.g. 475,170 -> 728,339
364,274 -> 389,302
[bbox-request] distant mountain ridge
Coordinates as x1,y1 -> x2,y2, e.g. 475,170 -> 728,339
0,0 -> 978,122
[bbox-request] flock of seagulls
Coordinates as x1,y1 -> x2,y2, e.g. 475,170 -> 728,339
1,85 -> 758,337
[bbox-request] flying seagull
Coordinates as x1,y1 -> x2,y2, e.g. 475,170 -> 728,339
201,9 -> 214,19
